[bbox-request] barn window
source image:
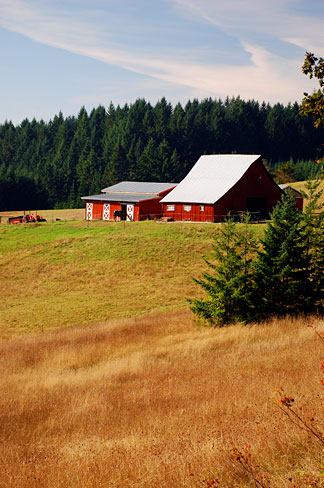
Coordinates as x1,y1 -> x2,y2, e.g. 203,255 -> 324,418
200,205 -> 205,211
167,205 -> 175,211
183,205 -> 191,211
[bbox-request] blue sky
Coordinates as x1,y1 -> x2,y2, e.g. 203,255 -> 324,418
0,0 -> 323,124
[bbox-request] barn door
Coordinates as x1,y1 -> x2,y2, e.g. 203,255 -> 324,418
103,203 -> 110,221
126,204 -> 134,221
246,197 -> 267,220
86,202 -> 93,220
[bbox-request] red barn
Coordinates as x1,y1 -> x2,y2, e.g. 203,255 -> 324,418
81,181 -> 177,221
161,154 -> 285,222
279,184 -> 304,211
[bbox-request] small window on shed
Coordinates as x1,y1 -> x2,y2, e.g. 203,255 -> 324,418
183,205 -> 191,212
200,205 -> 205,211
167,204 -> 175,211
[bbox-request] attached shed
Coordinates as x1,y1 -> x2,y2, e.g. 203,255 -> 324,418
161,154 -> 284,222
81,182 -> 177,221
279,184 -> 303,211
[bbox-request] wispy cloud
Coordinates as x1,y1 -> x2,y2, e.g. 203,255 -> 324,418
172,0 -> 324,52
0,0 -> 320,106
0,0 -> 104,52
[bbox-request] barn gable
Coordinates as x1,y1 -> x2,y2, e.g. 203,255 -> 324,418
161,154 -> 284,222
279,184 -> 303,211
161,155 -> 262,204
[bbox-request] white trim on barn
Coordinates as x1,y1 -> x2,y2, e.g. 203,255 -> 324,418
103,203 -> 110,221
86,202 -> 93,220
126,204 -> 134,221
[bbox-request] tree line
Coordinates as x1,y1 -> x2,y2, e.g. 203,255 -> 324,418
1,97 -> 324,211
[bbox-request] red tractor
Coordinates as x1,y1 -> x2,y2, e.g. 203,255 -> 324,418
7,213 -> 47,224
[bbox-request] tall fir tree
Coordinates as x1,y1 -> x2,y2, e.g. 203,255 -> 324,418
300,178 -> 324,312
190,215 -> 258,326
254,191 -> 306,317
103,141 -> 128,186
137,138 -> 158,181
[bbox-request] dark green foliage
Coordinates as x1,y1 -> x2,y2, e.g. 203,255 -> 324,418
253,182 -> 324,317
254,191 -> 306,317
300,178 -> 324,312
189,215 -> 258,326
0,166 -> 47,211
191,185 -> 324,325
1,97 -> 324,210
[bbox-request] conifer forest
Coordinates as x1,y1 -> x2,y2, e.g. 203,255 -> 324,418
1,97 -> 324,211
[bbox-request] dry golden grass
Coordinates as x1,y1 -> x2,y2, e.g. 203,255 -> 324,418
1,311 -> 323,487
288,179 -> 324,208
0,208 -> 85,223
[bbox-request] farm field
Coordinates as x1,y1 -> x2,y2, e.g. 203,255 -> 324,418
0,208 -> 85,223
1,218 -> 264,337
1,210 -> 323,487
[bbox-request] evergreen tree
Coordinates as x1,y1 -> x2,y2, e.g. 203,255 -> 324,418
103,141 -> 128,186
190,215 -> 258,326
157,139 -> 171,180
254,191 -> 306,317
166,148 -> 181,182
137,138 -> 158,180
153,97 -> 171,143
0,121 -> 16,167
300,178 -> 324,312
110,141 -> 128,181
1,96 -> 324,210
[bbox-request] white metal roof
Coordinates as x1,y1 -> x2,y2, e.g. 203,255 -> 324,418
81,193 -> 159,203
279,184 -> 302,196
101,181 -> 177,195
161,154 -> 261,204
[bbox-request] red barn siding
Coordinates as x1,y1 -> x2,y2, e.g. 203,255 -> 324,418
216,160 -> 282,218
159,188 -> 176,198
84,199 -> 164,221
139,197 -> 164,220
83,185 -> 176,221
281,188 -> 303,211
138,187 -> 177,221
214,203 -> 227,221
296,196 -> 303,211
162,160 -> 284,222
162,203 -> 214,222
92,202 -> 103,220
84,201 -> 120,220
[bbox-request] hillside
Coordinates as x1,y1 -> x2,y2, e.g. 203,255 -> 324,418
1,216 -> 324,487
0,219 -> 241,336
288,179 -> 324,207
1,311 -> 323,487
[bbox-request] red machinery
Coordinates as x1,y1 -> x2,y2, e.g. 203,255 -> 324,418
7,213 -> 47,224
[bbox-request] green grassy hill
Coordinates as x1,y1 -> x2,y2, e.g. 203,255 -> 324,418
2,220 -> 264,336
1,178 -> 322,337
